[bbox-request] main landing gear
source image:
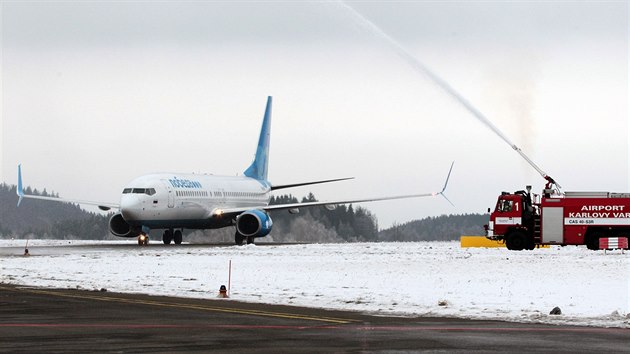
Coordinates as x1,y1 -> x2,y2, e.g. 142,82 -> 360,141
162,229 -> 183,245
234,232 -> 255,246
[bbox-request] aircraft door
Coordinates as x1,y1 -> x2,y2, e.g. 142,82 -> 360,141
161,180 -> 175,208
218,188 -> 226,205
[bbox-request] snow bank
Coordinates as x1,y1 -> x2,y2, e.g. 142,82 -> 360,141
1,240 -> 628,328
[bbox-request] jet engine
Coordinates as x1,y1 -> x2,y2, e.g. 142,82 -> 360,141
236,210 -> 273,237
109,213 -> 140,238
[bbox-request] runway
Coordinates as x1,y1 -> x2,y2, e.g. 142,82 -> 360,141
0,284 -> 628,353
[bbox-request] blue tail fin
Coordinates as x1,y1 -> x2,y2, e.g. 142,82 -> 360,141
244,96 -> 272,181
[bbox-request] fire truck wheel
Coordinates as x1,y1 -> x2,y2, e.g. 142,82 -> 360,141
586,237 -> 598,250
586,232 -> 604,250
525,240 -> 536,250
506,231 -> 526,251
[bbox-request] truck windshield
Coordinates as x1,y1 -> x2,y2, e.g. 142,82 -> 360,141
497,199 -> 514,212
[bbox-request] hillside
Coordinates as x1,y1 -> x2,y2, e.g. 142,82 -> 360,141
378,213 -> 489,242
0,183 -> 111,239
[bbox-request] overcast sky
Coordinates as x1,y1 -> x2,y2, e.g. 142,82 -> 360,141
1,1 -> 628,229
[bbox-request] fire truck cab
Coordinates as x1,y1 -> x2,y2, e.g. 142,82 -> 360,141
486,188 -> 539,250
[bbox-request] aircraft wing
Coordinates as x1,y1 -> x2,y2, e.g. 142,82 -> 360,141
212,162 -> 454,217
16,165 -> 120,211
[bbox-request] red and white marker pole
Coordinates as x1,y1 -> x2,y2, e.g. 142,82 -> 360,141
228,260 -> 232,297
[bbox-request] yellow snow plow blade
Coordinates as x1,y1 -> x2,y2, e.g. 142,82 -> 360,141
460,236 -> 549,248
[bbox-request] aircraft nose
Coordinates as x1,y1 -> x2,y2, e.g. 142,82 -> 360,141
120,195 -> 143,220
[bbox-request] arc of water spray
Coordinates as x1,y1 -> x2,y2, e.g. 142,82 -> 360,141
336,1 -> 559,188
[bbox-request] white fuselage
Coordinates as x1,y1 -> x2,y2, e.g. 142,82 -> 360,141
120,173 -> 272,229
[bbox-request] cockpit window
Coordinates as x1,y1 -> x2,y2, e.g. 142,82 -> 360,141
126,188 -> 156,195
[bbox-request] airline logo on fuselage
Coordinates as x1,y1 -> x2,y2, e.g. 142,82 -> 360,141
169,177 -> 202,189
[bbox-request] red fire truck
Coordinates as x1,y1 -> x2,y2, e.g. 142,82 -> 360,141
485,177 -> 630,250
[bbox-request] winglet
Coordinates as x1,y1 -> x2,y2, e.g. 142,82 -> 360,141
437,161 -> 454,207
17,164 -> 24,207
244,96 -> 272,181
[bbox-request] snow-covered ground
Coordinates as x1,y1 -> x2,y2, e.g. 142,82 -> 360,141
1,240 -> 628,328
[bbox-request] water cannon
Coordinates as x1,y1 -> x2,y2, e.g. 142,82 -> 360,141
543,175 -> 562,196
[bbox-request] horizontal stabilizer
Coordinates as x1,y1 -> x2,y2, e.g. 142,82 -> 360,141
270,177 -> 354,191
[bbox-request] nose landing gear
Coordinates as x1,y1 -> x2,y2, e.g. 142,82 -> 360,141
138,233 -> 149,246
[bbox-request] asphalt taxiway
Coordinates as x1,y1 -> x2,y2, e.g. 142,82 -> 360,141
0,284 -> 628,353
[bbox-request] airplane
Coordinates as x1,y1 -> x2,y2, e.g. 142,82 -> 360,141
17,96 -> 454,245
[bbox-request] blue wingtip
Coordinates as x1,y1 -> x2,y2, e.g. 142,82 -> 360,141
17,164 -> 24,207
